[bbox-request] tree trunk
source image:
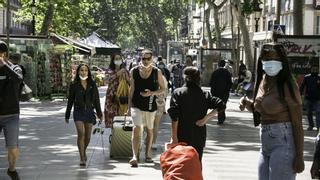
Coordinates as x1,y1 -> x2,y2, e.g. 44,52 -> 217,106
207,0 -> 228,49
233,0 -> 253,71
212,6 -> 221,48
230,0 -> 237,75
40,2 -> 55,35
293,0 -> 303,35
205,8 -> 212,48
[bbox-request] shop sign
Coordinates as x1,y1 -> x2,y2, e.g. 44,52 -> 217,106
289,56 -> 319,74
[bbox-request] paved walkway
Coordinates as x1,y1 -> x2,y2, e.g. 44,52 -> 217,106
0,86 -> 317,179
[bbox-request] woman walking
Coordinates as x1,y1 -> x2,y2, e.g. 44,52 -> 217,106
104,54 -> 129,127
239,43 -> 304,179
65,63 -> 102,166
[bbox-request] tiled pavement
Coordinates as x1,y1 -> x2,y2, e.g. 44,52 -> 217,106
0,86 -> 317,179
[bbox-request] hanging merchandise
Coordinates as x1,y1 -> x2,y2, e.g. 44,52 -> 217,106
49,45 -> 73,100
36,52 -> 47,97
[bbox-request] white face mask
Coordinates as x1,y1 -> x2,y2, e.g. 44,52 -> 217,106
79,76 -> 88,80
114,61 -> 122,66
262,60 -> 283,77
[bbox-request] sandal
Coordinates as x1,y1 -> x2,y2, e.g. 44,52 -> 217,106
80,161 -> 86,167
145,157 -> 154,163
129,158 -> 138,167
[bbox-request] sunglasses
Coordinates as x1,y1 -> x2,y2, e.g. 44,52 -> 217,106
142,57 -> 151,61
262,44 -> 284,52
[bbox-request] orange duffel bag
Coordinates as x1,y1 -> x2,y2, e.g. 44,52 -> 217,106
160,143 -> 203,180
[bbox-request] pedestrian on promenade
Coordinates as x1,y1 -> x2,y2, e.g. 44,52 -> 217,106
185,55 -> 193,67
239,43 -> 305,179
104,54 -> 129,127
127,49 -> 165,167
238,60 -> 246,84
224,60 -> 235,78
300,65 -> 320,131
210,60 -> 232,125
0,41 -> 23,180
152,70 -> 168,150
168,66 -> 225,162
65,63 -> 102,167
171,59 -> 184,92
311,132 -> 320,179
235,67 -> 252,96
156,56 -> 170,82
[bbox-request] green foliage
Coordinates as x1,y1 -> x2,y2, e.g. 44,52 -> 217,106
241,0 -> 253,16
15,0 -> 187,49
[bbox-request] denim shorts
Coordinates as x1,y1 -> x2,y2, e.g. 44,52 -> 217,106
73,108 -> 96,124
0,114 -> 20,149
258,122 -> 296,180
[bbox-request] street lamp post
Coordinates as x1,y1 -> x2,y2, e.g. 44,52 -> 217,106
252,0 -> 262,74
6,0 -> 10,47
31,0 -> 36,35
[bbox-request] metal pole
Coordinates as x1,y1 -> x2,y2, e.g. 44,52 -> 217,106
32,0 -> 35,35
6,0 -> 10,50
237,25 -> 240,75
202,2 -> 205,43
253,19 -> 259,75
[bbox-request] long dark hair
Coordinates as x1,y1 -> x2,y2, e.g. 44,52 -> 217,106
254,43 -> 296,101
109,53 -> 125,71
74,63 -> 93,84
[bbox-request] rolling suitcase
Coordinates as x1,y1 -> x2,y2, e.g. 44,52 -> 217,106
109,116 -> 133,158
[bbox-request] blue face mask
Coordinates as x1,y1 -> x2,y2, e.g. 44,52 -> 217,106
262,60 -> 282,76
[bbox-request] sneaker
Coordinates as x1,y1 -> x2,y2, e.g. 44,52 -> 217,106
307,126 -> 314,131
7,169 -> 20,180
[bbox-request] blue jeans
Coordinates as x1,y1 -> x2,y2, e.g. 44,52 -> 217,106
306,100 -> 320,128
0,114 -> 20,148
259,122 -> 296,180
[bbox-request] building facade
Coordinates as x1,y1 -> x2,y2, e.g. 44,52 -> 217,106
186,0 -> 320,72
0,0 -> 30,35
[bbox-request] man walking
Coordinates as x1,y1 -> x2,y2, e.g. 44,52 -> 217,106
0,41 -> 23,180
210,60 -> 232,125
300,66 -> 320,131
171,59 -> 184,92
127,49 -> 165,167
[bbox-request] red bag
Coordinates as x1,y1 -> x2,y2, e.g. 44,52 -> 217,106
160,143 -> 203,180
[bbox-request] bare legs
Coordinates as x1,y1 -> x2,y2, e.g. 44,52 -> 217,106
75,121 -> 93,165
130,125 -> 154,167
153,113 -> 162,145
8,148 -> 19,171
131,126 -> 141,160
145,128 -> 153,158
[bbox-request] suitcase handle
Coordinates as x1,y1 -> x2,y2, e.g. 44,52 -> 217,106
123,115 -> 133,131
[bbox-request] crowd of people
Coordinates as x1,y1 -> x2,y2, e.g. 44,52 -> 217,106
1,40 -> 320,179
